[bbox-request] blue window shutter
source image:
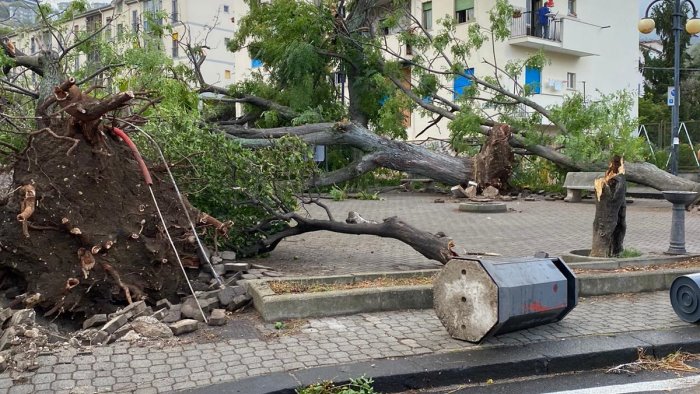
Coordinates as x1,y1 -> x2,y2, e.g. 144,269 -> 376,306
525,66 -> 542,94
453,68 -> 474,99
251,58 -> 263,68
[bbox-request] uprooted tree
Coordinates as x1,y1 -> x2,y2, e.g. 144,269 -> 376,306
0,0 -> 698,317
0,3 -> 243,316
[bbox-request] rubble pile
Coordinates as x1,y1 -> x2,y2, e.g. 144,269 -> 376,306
0,250 -> 284,372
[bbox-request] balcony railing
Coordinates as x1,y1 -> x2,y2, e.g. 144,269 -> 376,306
511,11 -> 562,42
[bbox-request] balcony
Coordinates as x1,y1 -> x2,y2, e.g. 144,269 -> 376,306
509,11 -> 599,57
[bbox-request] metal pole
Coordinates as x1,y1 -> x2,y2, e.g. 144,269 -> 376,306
671,0 -> 682,175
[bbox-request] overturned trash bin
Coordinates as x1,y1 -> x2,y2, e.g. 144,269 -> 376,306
434,256 -> 578,343
670,273 -> 700,323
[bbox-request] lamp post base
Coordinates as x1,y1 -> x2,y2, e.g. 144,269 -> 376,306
666,245 -> 688,255
662,191 -> 698,257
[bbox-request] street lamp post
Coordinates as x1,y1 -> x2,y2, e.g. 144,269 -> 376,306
640,0 -> 700,175
640,1 -> 700,255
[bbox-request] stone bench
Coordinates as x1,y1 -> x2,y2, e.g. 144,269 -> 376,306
563,172 -> 604,202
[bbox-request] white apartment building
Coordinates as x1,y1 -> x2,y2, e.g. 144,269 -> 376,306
4,1 -> 639,142
380,0 -> 640,140
223,0 -> 640,140
8,0 -> 238,89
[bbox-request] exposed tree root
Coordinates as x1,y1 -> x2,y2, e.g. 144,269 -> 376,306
100,261 -> 138,304
16,184 -> 35,238
198,213 -> 233,236
78,248 -> 96,279
27,128 -> 80,156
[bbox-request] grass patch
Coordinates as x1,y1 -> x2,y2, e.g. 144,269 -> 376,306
269,275 -> 435,294
618,248 -> 643,258
329,185 -> 348,201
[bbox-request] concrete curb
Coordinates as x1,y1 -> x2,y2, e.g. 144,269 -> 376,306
187,326 -> 700,394
246,267 -> 700,321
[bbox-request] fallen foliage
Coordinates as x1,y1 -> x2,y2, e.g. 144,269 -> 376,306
607,349 -> 700,374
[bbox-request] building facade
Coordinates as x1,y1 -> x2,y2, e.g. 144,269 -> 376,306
391,0 -> 640,140
8,0 -> 238,89
5,1 -> 639,142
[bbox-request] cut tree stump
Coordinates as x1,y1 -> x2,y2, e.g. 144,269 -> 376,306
590,156 -> 626,258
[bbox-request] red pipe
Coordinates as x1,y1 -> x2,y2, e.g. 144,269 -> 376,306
110,127 -> 153,185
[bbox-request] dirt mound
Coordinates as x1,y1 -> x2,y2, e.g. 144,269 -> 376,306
0,91 -> 205,319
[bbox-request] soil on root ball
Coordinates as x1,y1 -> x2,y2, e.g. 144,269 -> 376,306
0,122 -> 202,320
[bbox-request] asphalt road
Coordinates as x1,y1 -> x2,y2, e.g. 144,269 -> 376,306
409,365 -> 700,394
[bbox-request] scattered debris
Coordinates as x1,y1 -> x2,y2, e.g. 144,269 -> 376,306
607,349 -> 700,374
482,186 -> 499,199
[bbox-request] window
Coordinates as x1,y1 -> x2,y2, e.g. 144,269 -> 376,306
455,0 -> 474,24
525,66 -> 542,94
117,1 -> 123,13
223,5 -> 229,13
422,2 -> 432,30
30,37 -> 35,53
172,38 -> 179,57
453,68 -> 474,99
568,0 -> 577,16
567,72 -> 576,90
251,58 -> 263,68
105,18 -> 112,41
171,0 -> 178,22
379,19 -> 389,36
224,70 -> 231,79
132,10 -> 139,32
117,24 -> 124,38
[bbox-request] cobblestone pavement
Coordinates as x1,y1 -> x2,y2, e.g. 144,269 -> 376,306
1,195 -> 696,393
0,291 -> 690,393
253,194 -> 700,275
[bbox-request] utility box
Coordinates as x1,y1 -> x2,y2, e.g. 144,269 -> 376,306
433,257 -> 578,343
670,273 -> 700,323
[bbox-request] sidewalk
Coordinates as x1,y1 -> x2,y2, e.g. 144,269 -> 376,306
1,195 -> 699,393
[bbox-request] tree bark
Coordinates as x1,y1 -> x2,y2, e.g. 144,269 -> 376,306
251,212 -> 457,264
591,157 -> 627,257
473,124 -> 514,190
224,121 -> 474,186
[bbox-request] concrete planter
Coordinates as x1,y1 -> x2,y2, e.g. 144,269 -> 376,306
246,270 -> 435,322
577,268 -> 700,296
245,259 -> 700,321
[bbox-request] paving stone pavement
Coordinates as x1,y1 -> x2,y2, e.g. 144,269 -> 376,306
0,195 -> 697,393
253,194 -> 700,275
0,291 -> 691,393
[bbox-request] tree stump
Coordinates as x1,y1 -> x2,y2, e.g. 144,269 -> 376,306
590,156 -> 626,257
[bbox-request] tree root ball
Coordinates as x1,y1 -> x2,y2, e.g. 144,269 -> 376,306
0,123 -> 204,318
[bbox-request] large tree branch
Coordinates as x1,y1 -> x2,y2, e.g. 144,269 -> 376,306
261,214 -> 456,264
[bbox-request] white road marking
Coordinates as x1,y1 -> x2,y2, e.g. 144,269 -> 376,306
543,373 -> 700,394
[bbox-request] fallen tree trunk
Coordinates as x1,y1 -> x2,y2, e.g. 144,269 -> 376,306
223,121 -> 700,195
590,156 -> 627,257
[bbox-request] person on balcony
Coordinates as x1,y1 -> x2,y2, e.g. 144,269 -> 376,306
538,4 -> 550,38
